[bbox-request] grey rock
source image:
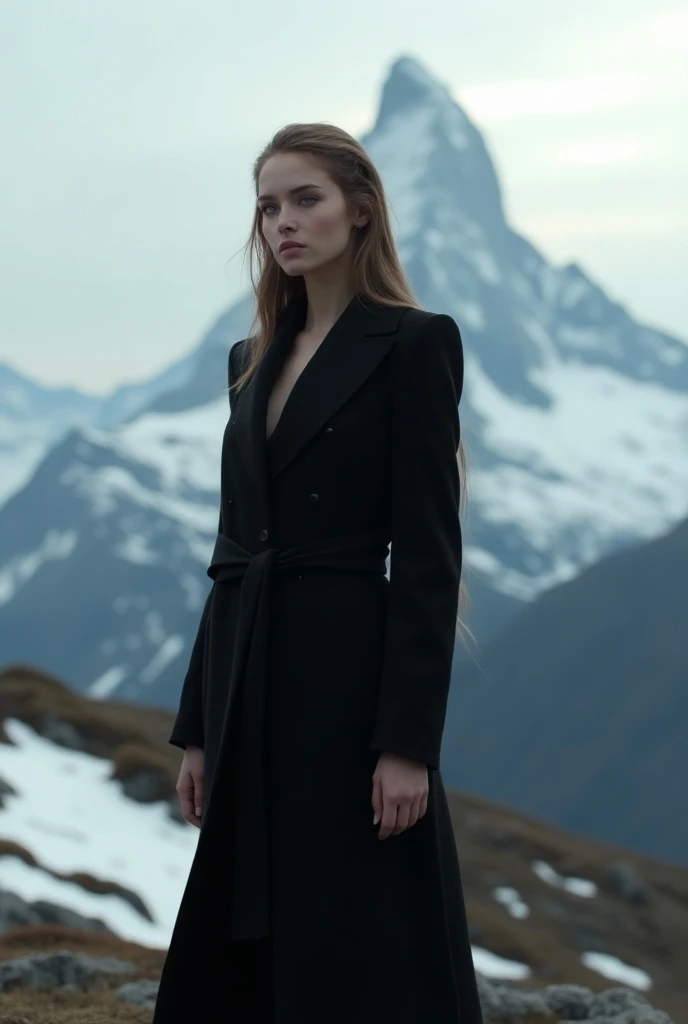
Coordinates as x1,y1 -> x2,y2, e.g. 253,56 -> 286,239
115,978 -> 159,1009
476,976 -> 675,1024
605,861 -> 649,906
31,899 -> 113,935
40,714 -> 86,751
0,888 -> 113,936
589,987 -> 652,1016
0,775 -> 18,800
476,973 -> 549,1019
561,1013 -> 673,1024
0,950 -> 135,991
0,889 -> 42,934
543,983 -> 595,1019
121,767 -> 169,802
166,794 -> 187,825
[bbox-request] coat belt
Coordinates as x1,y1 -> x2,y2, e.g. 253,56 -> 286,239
206,529 -> 390,938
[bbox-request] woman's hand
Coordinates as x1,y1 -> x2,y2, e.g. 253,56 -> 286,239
372,752 -> 429,839
177,745 -> 205,828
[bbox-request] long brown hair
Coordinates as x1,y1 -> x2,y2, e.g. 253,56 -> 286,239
232,122 -> 474,649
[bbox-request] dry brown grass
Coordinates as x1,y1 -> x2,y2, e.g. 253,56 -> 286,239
0,841 -> 38,869
0,665 -> 181,792
0,925 -> 164,1023
448,791 -> 688,1021
0,992 -> 152,1023
109,744 -> 174,803
0,925 -> 166,970
1,664 -> 687,1022
0,999 -> 558,1024
0,842 -> 152,922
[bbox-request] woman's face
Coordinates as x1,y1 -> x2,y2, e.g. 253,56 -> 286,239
257,151 -> 367,278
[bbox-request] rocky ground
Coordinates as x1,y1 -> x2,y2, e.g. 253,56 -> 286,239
1,667 -> 686,1021
0,924 -> 676,1022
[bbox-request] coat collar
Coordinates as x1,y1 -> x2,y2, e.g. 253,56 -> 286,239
233,289 -> 408,513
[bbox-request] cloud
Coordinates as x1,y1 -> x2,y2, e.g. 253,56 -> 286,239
557,137 -> 661,167
524,210 -> 684,240
460,73 -> 658,121
635,9 -> 688,51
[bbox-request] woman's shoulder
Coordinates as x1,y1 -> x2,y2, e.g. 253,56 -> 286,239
230,336 -> 248,360
394,307 -> 463,354
228,337 -> 250,381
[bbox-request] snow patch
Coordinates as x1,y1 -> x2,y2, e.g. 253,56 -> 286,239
493,885 -> 530,919
0,530 -> 79,606
139,635 -> 185,686
0,718 -> 197,948
89,664 -> 129,700
471,945 -> 531,980
532,859 -> 598,898
581,950 -> 652,990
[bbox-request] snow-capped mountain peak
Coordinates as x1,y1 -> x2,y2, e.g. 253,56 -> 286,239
0,52 -> 687,707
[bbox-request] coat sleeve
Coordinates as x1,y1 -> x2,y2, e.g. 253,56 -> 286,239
369,314 -> 464,773
168,340 -> 245,750
168,508 -> 221,750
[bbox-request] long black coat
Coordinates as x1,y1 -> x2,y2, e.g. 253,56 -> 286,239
153,290 -> 483,1023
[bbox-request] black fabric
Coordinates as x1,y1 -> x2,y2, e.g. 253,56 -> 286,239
154,291 -> 483,1024
226,937 -> 273,1022
207,528 -> 389,938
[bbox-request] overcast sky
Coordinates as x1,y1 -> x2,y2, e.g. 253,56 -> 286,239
2,1 -> 686,394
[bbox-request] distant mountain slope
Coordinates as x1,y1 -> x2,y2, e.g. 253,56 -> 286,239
444,515 -> 688,865
0,361 -> 99,510
0,298 -> 241,510
0,400 -> 228,710
364,57 -> 688,604
0,53 -> 687,726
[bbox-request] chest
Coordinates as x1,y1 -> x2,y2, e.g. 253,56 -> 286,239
225,351 -> 396,547
266,331 -> 325,440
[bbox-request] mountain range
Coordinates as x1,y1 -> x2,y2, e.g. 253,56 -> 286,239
446,514 -> 688,864
0,54 -> 686,863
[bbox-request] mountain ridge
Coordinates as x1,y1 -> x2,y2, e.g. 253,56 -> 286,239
0,54 -> 686,844
445,513 -> 688,864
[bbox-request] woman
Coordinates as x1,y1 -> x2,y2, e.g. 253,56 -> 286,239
153,122 -> 483,1024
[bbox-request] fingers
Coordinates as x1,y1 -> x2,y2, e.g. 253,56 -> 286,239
378,799 -> 398,840
419,790 -> 428,820
393,798 -> 418,837
193,772 -> 204,820
371,775 -> 382,826
374,790 -> 428,840
176,767 -> 203,829
391,800 -> 410,837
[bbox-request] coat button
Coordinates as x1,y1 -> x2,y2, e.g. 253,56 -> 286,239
227,498 -> 233,505
325,426 -> 333,434
297,574 -> 304,580
259,528 -> 269,541
310,493 -> 319,502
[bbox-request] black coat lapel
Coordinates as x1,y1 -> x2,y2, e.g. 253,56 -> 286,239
233,290 -> 407,513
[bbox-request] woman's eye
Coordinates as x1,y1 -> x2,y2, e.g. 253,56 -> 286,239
260,196 -> 317,215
